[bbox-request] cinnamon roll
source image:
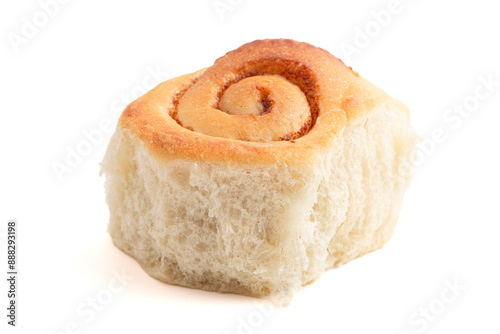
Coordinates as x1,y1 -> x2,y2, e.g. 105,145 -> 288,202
101,39 -> 416,304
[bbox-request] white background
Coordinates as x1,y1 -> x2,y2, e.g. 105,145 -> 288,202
1,0 -> 499,333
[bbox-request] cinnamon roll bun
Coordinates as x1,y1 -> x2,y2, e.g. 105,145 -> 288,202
101,39 -> 416,304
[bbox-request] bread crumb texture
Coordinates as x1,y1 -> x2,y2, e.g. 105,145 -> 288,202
101,97 -> 415,305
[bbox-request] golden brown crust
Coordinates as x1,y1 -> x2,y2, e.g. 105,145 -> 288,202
118,39 -> 390,166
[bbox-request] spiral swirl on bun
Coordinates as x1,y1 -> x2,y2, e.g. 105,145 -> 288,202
120,39 -> 384,164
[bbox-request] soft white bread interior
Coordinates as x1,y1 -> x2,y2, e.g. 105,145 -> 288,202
101,39 -> 416,305
101,98 -> 415,305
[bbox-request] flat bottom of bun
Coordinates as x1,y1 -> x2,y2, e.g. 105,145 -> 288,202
112,233 -> 390,306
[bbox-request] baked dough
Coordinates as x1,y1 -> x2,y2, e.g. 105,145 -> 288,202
101,39 -> 416,304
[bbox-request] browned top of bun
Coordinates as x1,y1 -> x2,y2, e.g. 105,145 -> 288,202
119,39 -> 392,165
